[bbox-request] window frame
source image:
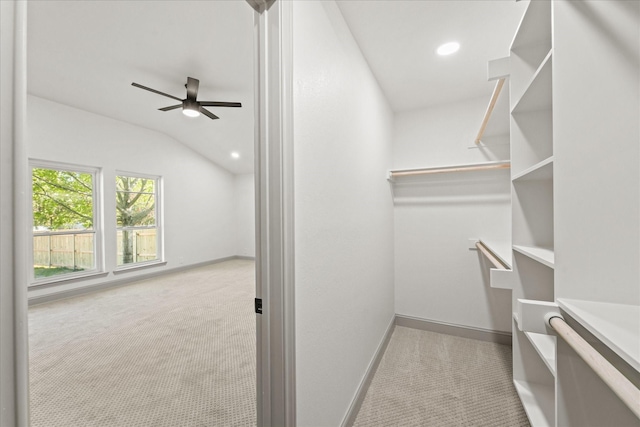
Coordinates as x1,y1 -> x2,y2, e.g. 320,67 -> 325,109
29,159 -> 104,287
114,171 -> 164,271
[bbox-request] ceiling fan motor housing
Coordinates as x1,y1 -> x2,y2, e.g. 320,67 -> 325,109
183,99 -> 200,113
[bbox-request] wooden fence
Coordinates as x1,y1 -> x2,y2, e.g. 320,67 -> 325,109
34,230 -> 157,269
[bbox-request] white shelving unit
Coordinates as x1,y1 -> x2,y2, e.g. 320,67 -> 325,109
508,1 -> 640,426
508,1 -> 556,425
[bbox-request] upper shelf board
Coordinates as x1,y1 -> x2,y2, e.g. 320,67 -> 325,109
557,298 -> 640,372
510,0 -> 552,51
388,161 -> 510,181
513,245 -> 554,268
512,156 -> 553,181
511,51 -> 553,114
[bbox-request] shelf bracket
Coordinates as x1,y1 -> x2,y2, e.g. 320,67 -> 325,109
516,299 -> 561,334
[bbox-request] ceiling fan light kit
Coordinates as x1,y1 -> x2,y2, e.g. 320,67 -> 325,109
131,77 -> 241,121
182,99 -> 201,117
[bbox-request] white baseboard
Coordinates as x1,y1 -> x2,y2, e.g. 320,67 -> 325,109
395,314 -> 512,346
341,315 -> 396,427
28,255 -> 253,306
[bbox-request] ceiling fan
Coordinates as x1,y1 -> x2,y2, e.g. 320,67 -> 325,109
131,77 -> 241,120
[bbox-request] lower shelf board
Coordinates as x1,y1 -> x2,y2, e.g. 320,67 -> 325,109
513,379 -> 555,427
524,332 -> 557,376
513,245 -> 555,268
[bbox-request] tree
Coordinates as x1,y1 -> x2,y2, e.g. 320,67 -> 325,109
32,168 -> 94,230
115,176 -> 155,264
32,169 -> 156,266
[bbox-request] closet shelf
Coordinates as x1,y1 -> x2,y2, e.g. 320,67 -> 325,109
557,299 -> 640,372
512,157 -> 553,182
512,50 -> 553,115
513,380 -> 555,427
475,78 -> 506,145
525,332 -> 557,376
513,245 -> 554,269
388,161 -> 510,181
510,0 -> 552,51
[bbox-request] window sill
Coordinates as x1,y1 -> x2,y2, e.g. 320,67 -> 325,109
29,270 -> 109,289
113,260 -> 167,275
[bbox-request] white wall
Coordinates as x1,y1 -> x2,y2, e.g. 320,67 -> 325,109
234,173 -> 255,258
293,2 -> 395,426
393,97 -> 512,333
27,96 -> 237,297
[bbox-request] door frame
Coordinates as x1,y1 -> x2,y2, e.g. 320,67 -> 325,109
1,0 -> 29,425
0,1 -> 296,425
247,1 -> 296,426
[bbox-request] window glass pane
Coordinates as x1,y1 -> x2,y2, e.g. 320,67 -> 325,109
116,176 -> 156,227
32,166 -> 97,281
117,229 -> 157,265
32,168 -> 93,231
116,174 -> 159,266
33,233 -> 95,279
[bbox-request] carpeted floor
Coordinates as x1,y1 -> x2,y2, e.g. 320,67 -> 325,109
29,259 -> 256,427
353,326 -> 530,427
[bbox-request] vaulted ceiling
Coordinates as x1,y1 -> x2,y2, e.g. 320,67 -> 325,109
28,0 -> 255,174
28,1 -> 525,175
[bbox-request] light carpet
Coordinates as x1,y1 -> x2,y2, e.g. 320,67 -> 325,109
353,326 -> 530,427
29,259 -> 256,427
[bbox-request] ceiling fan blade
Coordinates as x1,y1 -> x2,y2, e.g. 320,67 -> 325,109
199,101 -> 242,108
158,104 -> 182,111
186,77 -> 199,101
200,108 -> 219,120
132,82 -> 183,101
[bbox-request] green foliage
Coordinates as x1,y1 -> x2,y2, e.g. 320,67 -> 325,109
115,176 -> 156,227
116,176 -> 157,265
34,266 -> 83,278
32,168 -> 93,230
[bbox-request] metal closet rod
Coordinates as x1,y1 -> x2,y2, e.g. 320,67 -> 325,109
546,314 -> 640,419
475,78 -> 506,145
388,161 -> 510,180
475,241 -> 508,270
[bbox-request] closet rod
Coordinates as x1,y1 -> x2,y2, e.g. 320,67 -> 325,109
475,78 -> 505,145
547,315 -> 640,419
388,161 -> 510,180
475,241 -> 508,270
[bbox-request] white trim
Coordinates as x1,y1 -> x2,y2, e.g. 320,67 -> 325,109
13,1 -> 30,424
28,160 -> 104,286
114,172 -> 164,267
28,256 -> 240,306
395,314 -> 512,345
31,267 -> 105,288
253,0 -> 295,425
341,316 -> 396,427
113,260 -> 167,274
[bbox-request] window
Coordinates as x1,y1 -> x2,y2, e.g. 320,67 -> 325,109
31,162 -> 101,282
116,173 -> 162,267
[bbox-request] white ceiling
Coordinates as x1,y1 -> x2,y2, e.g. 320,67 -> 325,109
27,0 -> 255,174
337,0 -> 526,112
28,1 -> 526,175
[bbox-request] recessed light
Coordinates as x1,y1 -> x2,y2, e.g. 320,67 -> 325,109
437,41 -> 460,56
231,152 -> 240,159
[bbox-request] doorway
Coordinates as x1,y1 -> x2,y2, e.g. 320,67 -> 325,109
26,1 -> 257,425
